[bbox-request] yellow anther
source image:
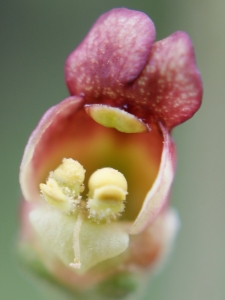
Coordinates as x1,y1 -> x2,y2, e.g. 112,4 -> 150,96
52,158 -> 85,197
87,168 -> 128,222
40,178 -> 70,211
88,168 -> 127,198
40,158 -> 86,213
93,186 -> 126,202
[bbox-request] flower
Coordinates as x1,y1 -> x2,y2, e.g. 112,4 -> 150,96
18,8 -> 202,299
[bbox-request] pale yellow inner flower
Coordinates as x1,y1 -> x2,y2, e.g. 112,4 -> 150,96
87,167 -> 128,222
40,158 -> 128,223
40,158 -> 85,214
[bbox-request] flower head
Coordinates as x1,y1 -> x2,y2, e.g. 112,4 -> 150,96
18,8 -> 202,298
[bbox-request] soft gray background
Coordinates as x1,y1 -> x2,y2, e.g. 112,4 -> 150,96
1,0 -> 224,299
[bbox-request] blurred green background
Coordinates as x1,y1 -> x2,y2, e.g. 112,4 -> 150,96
1,0 -> 225,299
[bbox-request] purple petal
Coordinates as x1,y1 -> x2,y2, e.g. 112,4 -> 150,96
128,31 -> 203,129
65,8 -> 155,99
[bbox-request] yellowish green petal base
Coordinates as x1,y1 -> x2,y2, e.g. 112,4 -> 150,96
85,104 -> 149,133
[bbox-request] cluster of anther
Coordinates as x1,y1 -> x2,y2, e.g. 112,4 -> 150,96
40,158 -> 128,223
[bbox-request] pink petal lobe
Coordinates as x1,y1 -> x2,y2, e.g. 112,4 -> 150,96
130,31 -> 202,129
19,96 -> 84,202
130,123 -> 176,234
65,8 -> 155,99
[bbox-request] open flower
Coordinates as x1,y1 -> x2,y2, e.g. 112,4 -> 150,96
18,8 -> 202,299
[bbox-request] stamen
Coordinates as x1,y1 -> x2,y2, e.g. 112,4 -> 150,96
40,158 -> 86,213
87,168 -> 128,222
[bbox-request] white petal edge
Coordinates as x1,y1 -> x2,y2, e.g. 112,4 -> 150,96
130,123 -> 176,234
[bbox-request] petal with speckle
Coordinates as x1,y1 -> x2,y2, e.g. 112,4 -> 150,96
65,8 -> 155,98
129,31 -> 203,129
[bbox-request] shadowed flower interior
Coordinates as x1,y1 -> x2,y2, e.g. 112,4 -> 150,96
21,100 -> 163,222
